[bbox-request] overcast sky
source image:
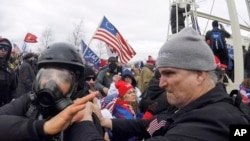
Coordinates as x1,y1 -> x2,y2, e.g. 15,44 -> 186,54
1,0 -> 249,62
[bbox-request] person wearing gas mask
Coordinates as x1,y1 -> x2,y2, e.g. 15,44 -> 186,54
0,42 -> 100,141
95,56 -> 123,97
0,38 -> 17,106
16,53 -> 36,98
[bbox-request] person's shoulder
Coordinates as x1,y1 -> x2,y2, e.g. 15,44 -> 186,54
205,30 -> 212,34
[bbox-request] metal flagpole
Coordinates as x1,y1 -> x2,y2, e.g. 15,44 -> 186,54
83,16 -> 105,56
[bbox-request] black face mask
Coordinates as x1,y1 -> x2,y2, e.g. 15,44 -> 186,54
109,63 -> 117,72
35,80 -> 73,118
33,68 -> 75,119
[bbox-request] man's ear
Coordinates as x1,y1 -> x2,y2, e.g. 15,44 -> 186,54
196,71 -> 206,82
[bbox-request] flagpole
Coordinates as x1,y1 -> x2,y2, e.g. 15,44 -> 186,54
83,16 -> 105,56
81,40 -> 87,58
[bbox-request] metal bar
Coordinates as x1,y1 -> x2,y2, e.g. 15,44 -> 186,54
196,11 -> 250,32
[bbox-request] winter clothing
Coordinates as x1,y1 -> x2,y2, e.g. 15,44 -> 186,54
115,81 -> 133,97
138,64 -> 154,93
0,93 -> 104,141
205,21 -> 231,66
157,27 -> 217,71
244,49 -> 250,78
0,38 -> 17,106
16,60 -> 35,97
110,84 -> 249,141
146,56 -> 155,65
139,74 -> 176,116
95,59 -> 122,96
73,64 -> 97,99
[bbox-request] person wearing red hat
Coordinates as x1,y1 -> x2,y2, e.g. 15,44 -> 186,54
104,80 -> 138,141
214,55 -> 228,92
0,37 -> 17,106
113,81 -> 137,118
138,55 -> 155,92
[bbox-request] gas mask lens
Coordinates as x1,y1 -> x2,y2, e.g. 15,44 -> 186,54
35,68 -> 75,96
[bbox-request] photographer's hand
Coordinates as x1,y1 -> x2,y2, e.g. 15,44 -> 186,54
43,92 -> 97,135
219,24 -> 225,30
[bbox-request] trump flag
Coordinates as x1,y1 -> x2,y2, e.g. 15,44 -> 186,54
81,40 -> 101,69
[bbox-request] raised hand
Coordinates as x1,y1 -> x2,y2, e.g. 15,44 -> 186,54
43,92 -> 97,135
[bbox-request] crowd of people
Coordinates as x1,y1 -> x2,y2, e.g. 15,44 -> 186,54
0,26 -> 250,141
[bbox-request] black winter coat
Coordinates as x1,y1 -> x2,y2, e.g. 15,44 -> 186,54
48,84 -> 249,141
111,84 -> 249,141
0,64 -> 17,106
0,93 -> 104,141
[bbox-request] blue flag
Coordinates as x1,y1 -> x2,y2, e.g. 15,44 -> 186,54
81,40 -> 101,69
22,42 -> 27,52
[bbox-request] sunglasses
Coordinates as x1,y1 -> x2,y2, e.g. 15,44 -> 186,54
0,44 -> 10,51
86,76 -> 96,81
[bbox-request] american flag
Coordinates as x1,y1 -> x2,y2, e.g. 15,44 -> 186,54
147,118 -> 166,136
93,16 -> 136,64
12,43 -> 21,54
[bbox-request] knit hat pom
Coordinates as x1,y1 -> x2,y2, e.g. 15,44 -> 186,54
115,81 -> 133,97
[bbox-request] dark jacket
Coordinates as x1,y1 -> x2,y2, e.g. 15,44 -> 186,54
96,67 -> 121,96
16,60 -> 35,97
0,93 -> 104,141
60,84 -> 249,141
205,27 -> 231,47
0,37 -> 17,107
139,77 -> 175,114
0,40 -> 17,106
0,65 -> 17,106
0,94 -> 46,141
205,27 -> 231,66
244,49 -> 250,77
110,84 -> 249,141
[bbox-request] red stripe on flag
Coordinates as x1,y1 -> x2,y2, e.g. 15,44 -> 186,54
93,17 -> 136,64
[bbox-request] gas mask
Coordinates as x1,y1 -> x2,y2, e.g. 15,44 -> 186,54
33,68 -> 76,118
109,62 -> 118,73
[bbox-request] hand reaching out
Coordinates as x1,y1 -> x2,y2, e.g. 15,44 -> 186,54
43,92 -> 98,135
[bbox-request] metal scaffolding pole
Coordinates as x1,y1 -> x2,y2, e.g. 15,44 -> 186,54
226,0 -> 244,92
245,0 -> 250,23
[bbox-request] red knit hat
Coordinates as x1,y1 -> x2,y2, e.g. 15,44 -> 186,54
115,81 -> 133,97
146,55 -> 156,65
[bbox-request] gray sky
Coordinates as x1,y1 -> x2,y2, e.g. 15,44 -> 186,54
1,0 -> 249,62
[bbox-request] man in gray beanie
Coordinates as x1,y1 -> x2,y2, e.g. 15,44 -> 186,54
65,27 -> 250,141
157,27 -> 216,71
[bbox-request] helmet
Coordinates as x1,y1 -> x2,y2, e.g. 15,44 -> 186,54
33,42 -> 84,118
38,42 -> 85,74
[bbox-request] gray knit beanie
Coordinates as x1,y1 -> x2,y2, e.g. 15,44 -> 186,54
156,27 -> 216,71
